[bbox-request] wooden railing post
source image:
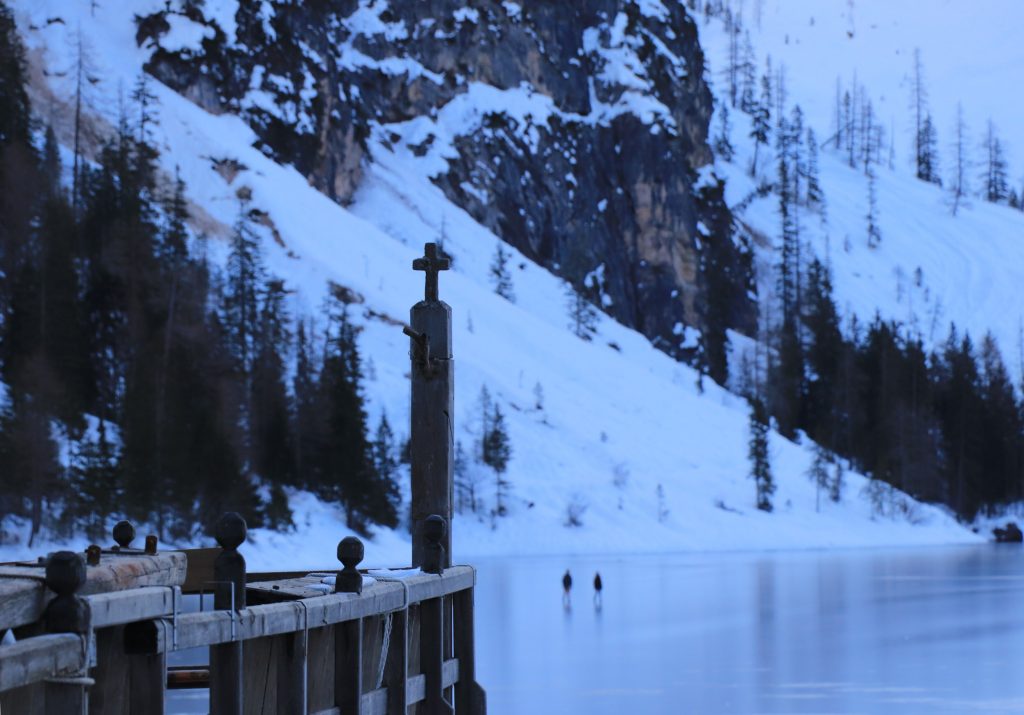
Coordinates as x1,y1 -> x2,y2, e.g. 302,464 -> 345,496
91,520 -> 167,715
419,517 -> 454,715
408,242 -> 454,569
43,550 -> 91,714
210,512 -> 246,715
335,537 -> 364,714
454,584 -> 487,715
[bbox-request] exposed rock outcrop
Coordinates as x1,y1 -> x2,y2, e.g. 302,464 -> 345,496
137,0 -> 755,363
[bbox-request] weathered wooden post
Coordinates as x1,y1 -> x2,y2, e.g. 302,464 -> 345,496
92,520 -> 167,715
335,537 -> 364,714
406,242 -> 454,569
43,550 -> 91,714
210,512 -> 246,715
420,516 -> 453,714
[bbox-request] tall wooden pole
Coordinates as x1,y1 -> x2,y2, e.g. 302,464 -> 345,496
407,243 -> 453,569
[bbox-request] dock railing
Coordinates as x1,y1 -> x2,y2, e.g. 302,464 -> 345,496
0,242 -> 483,714
0,514 -> 485,714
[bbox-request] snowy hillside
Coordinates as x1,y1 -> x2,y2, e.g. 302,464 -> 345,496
699,0 -> 1024,371
2,0 -> 983,567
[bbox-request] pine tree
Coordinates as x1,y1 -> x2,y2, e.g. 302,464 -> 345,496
292,318 -> 322,490
747,399 -> 775,512
749,71 -> 771,176
713,103 -> 734,161
319,305 -> 399,533
919,113 -> 941,185
566,281 -> 598,340
949,103 -> 969,216
223,204 -> 265,380
981,119 -> 1009,204
866,166 -> 881,247
739,32 -> 756,113
910,48 -> 931,182
804,128 -> 824,211
0,3 -> 31,149
454,440 -> 480,514
489,242 -> 515,302
250,279 -> 295,526
844,89 -> 855,168
829,460 -> 844,502
776,118 -> 799,324
807,444 -> 830,513
66,419 -> 122,539
802,259 -> 843,449
482,403 -> 511,516
371,411 -> 399,492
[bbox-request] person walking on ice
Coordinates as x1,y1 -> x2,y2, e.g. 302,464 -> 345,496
562,569 -> 573,608
593,572 -> 603,607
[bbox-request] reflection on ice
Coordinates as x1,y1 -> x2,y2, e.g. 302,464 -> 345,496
474,546 -> 1024,714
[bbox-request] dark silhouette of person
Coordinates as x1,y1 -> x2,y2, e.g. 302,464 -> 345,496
562,569 -> 572,607
593,572 -> 603,606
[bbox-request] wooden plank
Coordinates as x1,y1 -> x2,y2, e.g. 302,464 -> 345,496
128,651 -> 166,714
123,567 -> 477,682
334,618 -> 362,714
307,627 -> 334,712
0,552 -> 186,632
167,667 -> 208,689
242,637 -> 274,715
404,567 -> 474,603
383,609 -> 407,715
128,582 -> 406,653
89,627 -> 129,714
453,588 -> 486,715
406,659 -> 459,705
277,629 -> 308,715
179,547 -> 218,594
247,576 -> 334,603
420,599 -> 453,714
0,682 -> 44,714
210,641 -> 243,715
44,677 -> 89,714
407,603 -> 421,694
362,614 -> 385,694
311,662 -> 458,715
88,586 -> 177,629
0,633 -> 86,693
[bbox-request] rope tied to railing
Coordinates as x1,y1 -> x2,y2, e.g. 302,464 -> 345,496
369,574 -> 412,690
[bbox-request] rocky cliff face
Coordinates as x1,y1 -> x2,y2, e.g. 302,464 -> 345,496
138,0 -> 754,362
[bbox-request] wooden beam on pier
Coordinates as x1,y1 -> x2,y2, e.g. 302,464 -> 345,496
0,552 -> 186,632
0,633 -> 86,693
125,568 -> 475,655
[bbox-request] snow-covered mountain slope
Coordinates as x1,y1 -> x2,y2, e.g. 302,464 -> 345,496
699,1 -> 1024,370
3,0 -> 980,567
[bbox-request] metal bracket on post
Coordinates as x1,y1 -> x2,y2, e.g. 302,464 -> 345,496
403,325 -> 434,378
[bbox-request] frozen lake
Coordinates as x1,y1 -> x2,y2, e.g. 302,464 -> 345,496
168,544 -> 1024,713
475,545 -> 1024,714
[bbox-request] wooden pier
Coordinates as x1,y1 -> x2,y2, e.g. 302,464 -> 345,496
0,243 -> 486,714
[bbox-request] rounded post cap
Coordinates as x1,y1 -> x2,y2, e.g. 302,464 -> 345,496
423,514 -> 447,544
46,551 -> 86,596
214,512 -> 247,550
337,536 -> 364,568
112,520 -> 135,549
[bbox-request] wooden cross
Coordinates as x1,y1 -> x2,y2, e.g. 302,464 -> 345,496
413,242 -> 450,302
